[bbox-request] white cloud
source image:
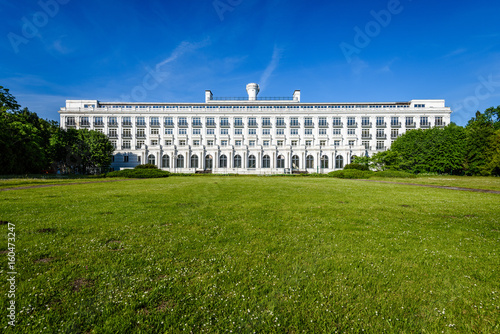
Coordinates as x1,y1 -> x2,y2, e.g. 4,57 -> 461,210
259,46 -> 282,91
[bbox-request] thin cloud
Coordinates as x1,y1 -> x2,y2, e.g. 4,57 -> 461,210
156,38 -> 211,69
259,46 -> 282,91
441,48 -> 467,59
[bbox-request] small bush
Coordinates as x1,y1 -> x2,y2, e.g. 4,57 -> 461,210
373,170 -> 417,178
328,170 -> 373,179
105,169 -> 169,178
344,163 -> 369,171
134,164 -> 158,169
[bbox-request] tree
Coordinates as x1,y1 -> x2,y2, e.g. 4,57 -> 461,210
483,129 -> 500,176
464,111 -> 496,175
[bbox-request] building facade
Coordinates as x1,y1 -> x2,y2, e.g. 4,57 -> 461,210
58,83 -> 452,174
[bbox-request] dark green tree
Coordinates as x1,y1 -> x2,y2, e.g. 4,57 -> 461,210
464,111 -> 496,175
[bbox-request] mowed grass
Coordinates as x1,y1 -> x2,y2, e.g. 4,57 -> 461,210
368,175 -> 500,192
0,177 -> 499,333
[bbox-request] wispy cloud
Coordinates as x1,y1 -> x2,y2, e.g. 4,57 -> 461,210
377,58 -> 399,74
259,46 -> 282,91
156,38 -> 211,69
441,48 -> 467,59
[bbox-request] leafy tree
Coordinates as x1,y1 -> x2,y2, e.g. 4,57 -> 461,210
483,129 -> 500,176
464,111 -> 495,175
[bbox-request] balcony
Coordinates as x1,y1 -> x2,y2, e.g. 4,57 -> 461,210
376,146 -> 386,151
262,121 -> 272,128
435,122 -> 446,127
234,122 -> 244,128
177,122 -> 188,128
108,133 -> 118,138
136,133 -> 146,139
376,122 -> 387,128
206,122 -> 216,128
332,122 -> 343,128
276,122 -> 286,128
304,122 -> 314,128
361,122 -> 372,128
136,122 -> 146,127
65,122 -> 76,127
361,134 -> 372,140
122,133 -> 132,139
405,123 -> 416,128
108,122 -> 118,127
220,122 -> 231,128
79,122 -> 90,127
192,122 -> 202,128
420,123 -> 430,128
122,122 -> 132,127
347,122 -> 357,128
376,134 -> 387,140
93,122 -> 104,127
164,121 -> 174,128
290,122 -> 300,128
248,122 -> 258,128
390,122 -> 401,128
318,122 -> 328,128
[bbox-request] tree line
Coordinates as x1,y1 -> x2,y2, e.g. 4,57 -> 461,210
355,107 -> 500,176
0,86 -> 114,175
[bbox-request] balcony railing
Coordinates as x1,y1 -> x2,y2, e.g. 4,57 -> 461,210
93,122 -> 104,127
376,134 -> 387,139
347,122 -> 358,128
391,122 -> 401,128
136,134 -> 146,138
332,122 -> 343,128
318,122 -> 328,128
276,122 -> 286,128
420,123 -> 430,128
122,122 -> 132,127
376,122 -> 387,128
304,122 -> 314,128
164,122 -> 174,127
406,123 -> 416,128
79,122 -> 90,127
136,122 -> 146,127
361,134 -> 372,139
122,133 -> 132,138
361,122 -> 372,128
108,133 -> 118,138
108,122 -> 118,127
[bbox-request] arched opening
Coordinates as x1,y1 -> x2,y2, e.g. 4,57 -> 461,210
262,155 -> 270,168
292,155 -> 299,170
248,155 -> 256,168
335,155 -> 344,169
277,155 -> 285,168
205,155 -> 213,170
306,155 -> 314,169
234,155 -> 242,168
148,154 -> 155,166
176,154 -> 184,168
190,154 -> 198,168
162,154 -> 170,168
321,155 -> 329,169
219,154 -> 227,168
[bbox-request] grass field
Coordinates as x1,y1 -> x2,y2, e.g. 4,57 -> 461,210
1,177 -> 499,333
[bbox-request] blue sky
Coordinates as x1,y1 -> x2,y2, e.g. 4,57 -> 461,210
1,0 -> 500,125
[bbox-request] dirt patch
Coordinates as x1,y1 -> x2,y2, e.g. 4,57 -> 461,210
106,240 -> 121,244
0,250 -> 8,254
400,204 -> 411,207
157,300 -> 175,311
37,228 -> 56,233
358,179 -> 500,194
138,308 -> 149,315
35,257 -> 55,263
72,278 -> 93,292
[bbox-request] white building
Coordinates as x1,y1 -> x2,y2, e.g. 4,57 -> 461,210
58,83 -> 451,174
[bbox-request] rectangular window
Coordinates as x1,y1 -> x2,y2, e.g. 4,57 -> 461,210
66,117 -> 76,126
136,117 -> 146,126
362,129 -> 370,139
391,128 -> 399,138
249,129 -> 256,135
276,117 -> 285,127
333,128 -> 341,135
193,140 -> 200,146
263,140 -> 270,146
362,141 -> 370,149
306,140 -> 312,146
248,117 -> 257,127
304,117 -> 313,127
221,129 -> 229,135
361,117 -> 370,126
320,140 -> 326,146
122,140 -> 131,149
80,117 -> 90,126
165,139 -> 172,146
206,117 -> 216,127
348,140 -> 355,146
318,117 -> 327,127
420,116 -> 429,126
263,128 -> 271,135
291,140 -> 298,146
391,116 -> 399,126
108,117 -> 118,126
276,128 -> 284,135
262,117 -> 271,127
151,117 -> 160,126
347,117 -> 356,126
221,140 -> 228,146
123,129 -> 131,137
305,128 -> 313,135
111,141 -> 117,149
207,140 -> 214,146
192,117 -> 202,127
234,117 -> 243,127
334,140 -> 340,146
220,117 -> 229,127
332,117 -> 341,126
376,117 -> 385,126
178,140 -> 186,146
94,116 -> 104,126
290,117 -> 299,127
151,139 -> 158,146
151,128 -> 159,135
435,116 -> 443,126
249,140 -> 256,146
406,117 -> 414,126
319,128 -> 327,135
192,128 -> 200,135
121,117 -> 131,126
376,129 -> 385,138
347,128 -> 356,135
164,117 -> 174,126
178,128 -> 187,135
376,141 -> 385,150
277,140 -> 284,146
207,129 -> 215,135
291,128 -> 299,135
165,128 -> 173,135
136,129 -> 145,138
235,140 -> 242,146
234,128 -> 242,135
137,140 -> 144,149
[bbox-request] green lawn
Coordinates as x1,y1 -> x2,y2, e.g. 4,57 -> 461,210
1,177 -> 499,333
369,175 -> 500,192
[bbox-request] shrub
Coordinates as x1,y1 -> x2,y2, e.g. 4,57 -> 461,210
134,164 -> 158,169
105,169 -> 169,178
373,170 -> 417,178
328,170 -> 373,179
344,163 -> 369,171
